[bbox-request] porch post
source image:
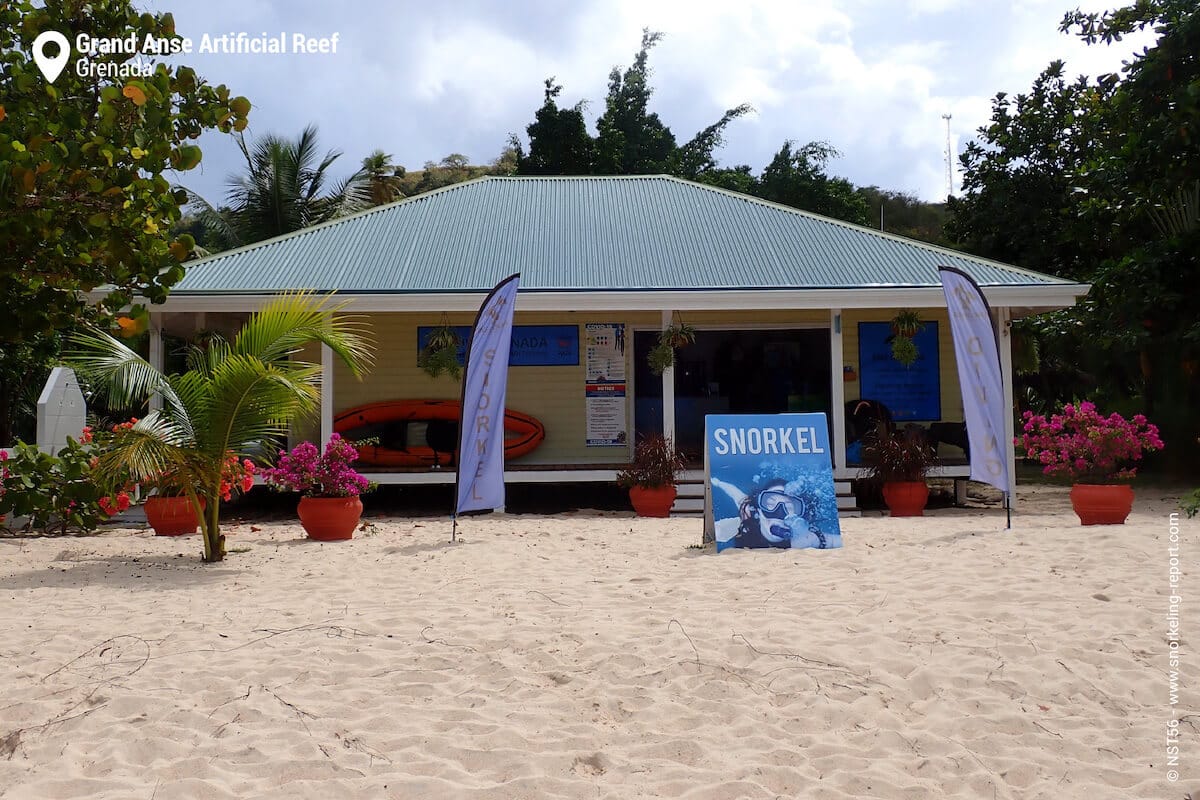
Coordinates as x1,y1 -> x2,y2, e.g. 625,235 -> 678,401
829,309 -> 846,472
996,306 -> 1017,508
661,310 -> 675,445
148,313 -> 163,412
320,344 -> 334,445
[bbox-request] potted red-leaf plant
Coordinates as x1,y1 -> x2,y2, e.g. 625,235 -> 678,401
264,434 -> 370,540
617,434 -> 688,518
860,420 -> 938,516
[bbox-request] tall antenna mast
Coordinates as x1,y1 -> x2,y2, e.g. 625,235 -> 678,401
942,113 -> 953,198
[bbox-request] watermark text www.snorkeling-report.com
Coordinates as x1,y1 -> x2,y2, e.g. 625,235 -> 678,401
1167,511 -> 1183,783
31,30 -> 340,83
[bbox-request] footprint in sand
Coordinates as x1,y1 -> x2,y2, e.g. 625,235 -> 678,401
572,753 -> 606,776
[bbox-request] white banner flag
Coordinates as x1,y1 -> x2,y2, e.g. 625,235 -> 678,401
938,267 -> 1013,496
455,273 -> 520,516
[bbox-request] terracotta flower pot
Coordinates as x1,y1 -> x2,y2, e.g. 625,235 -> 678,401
1070,484 -> 1134,525
628,485 -> 677,518
145,496 -> 204,536
882,481 -> 929,517
298,496 -> 363,540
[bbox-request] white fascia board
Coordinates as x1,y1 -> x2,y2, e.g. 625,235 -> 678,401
138,283 -> 1090,314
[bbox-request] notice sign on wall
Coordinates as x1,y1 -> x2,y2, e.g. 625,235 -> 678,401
705,413 -> 843,553
585,323 -> 627,446
857,321 -> 941,421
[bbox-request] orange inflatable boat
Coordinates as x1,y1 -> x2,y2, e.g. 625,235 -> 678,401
333,399 -> 546,468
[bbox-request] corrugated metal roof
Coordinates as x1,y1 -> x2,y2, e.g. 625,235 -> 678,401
174,175 -> 1073,293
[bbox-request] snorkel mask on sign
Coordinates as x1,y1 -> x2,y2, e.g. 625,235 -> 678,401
738,484 -> 806,544
757,488 -> 805,521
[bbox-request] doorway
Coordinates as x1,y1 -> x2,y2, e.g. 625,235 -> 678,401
633,327 -> 832,458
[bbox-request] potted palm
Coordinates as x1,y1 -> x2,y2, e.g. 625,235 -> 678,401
138,451 -> 256,536
99,419 -> 257,536
860,420 -> 938,516
1020,401 -> 1163,525
616,434 -> 688,517
263,434 -> 370,540
71,293 -> 373,562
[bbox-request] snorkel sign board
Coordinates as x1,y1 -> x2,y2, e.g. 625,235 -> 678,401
704,413 -> 842,553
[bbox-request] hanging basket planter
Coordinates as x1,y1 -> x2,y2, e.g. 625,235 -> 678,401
890,335 -> 919,366
418,321 -> 463,379
890,309 -> 922,339
648,321 -> 696,375
889,310 -> 923,366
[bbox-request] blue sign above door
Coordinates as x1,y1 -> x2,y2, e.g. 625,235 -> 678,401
857,321 -> 941,421
417,325 -> 579,367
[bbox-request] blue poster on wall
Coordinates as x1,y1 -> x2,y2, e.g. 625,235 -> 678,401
705,413 -> 842,553
857,321 -> 941,421
417,325 -> 579,367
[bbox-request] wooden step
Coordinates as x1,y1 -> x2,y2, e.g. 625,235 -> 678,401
670,479 -> 859,515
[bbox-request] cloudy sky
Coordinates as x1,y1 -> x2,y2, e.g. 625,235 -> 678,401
145,0 -> 1153,205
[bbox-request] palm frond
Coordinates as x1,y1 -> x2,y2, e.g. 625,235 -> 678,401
93,420 -> 198,491
69,329 -> 194,439
320,170 -> 372,219
233,292 -> 374,378
199,355 -> 321,458
1148,180 -> 1200,239
183,333 -> 231,376
182,189 -> 242,251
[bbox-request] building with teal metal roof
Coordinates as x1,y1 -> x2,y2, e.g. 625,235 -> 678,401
152,175 -> 1088,500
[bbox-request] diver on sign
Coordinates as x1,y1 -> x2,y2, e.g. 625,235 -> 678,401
711,477 -> 840,550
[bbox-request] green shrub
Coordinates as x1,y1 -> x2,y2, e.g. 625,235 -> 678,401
0,437 -> 112,535
1184,489 -> 1200,519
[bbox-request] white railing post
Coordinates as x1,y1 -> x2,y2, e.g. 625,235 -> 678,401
321,344 -> 334,445
661,310 -> 675,445
997,306 -> 1017,508
148,313 -> 163,412
830,309 -> 846,473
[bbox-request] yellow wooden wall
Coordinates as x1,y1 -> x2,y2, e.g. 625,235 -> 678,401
330,311 -> 655,465
308,307 -> 963,464
290,340 -> 322,447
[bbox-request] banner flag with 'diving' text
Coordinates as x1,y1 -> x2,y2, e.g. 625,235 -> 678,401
455,273 -> 521,520
938,266 -> 1013,498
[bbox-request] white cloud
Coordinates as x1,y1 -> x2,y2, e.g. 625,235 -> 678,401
165,0 -> 1162,204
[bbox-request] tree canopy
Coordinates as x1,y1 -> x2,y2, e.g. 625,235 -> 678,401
509,29 -> 886,229
188,125 -> 366,250
946,0 -> 1199,468
0,0 -> 249,340
512,30 -> 751,180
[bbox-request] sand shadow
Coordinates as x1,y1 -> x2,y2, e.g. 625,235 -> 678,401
671,545 -> 716,559
0,553 -> 237,591
252,535 -> 334,547
385,539 -> 473,556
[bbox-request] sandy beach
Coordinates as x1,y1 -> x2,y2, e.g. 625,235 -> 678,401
0,484 -> 1194,799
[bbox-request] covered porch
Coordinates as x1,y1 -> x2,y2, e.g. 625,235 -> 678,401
146,282 -> 1075,495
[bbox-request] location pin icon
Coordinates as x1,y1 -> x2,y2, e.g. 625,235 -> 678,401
32,31 -> 70,84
